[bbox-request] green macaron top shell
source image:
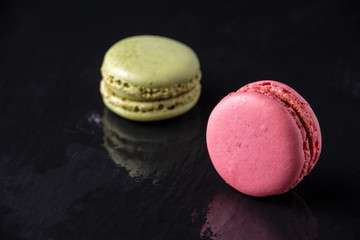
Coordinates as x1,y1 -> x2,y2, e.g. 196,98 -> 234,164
102,35 -> 200,88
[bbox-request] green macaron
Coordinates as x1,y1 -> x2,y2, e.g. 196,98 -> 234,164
100,35 -> 202,121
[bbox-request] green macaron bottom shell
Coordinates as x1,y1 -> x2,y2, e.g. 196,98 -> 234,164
100,80 -> 201,121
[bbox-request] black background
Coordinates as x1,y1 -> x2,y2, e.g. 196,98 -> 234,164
1,0 -> 360,239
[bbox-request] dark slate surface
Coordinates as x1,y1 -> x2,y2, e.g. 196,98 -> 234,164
1,0 -> 360,239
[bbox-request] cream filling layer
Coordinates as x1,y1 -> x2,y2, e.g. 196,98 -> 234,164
100,80 -> 201,113
101,69 -> 201,101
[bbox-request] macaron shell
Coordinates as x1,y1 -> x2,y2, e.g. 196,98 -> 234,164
102,35 -> 200,88
270,81 -> 322,171
206,92 -> 305,197
238,80 -> 322,179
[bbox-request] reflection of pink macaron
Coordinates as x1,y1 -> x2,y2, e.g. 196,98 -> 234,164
206,80 -> 322,197
200,191 -> 317,240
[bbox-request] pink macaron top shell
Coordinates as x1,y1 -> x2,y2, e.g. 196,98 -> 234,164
206,80 -> 321,197
238,81 -> 322,187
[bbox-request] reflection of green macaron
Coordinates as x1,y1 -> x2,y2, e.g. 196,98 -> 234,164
100,35 -> 202,121
102,107 -> 205,181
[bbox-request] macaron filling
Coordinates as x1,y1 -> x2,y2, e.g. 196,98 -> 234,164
238,81 -> 320,188
102,70 -> 201,101
100,80 -> 201,113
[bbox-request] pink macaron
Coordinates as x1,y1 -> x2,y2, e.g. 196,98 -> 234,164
206,80 -> 322,197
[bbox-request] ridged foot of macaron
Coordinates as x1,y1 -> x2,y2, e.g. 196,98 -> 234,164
206,80 -> 322,197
